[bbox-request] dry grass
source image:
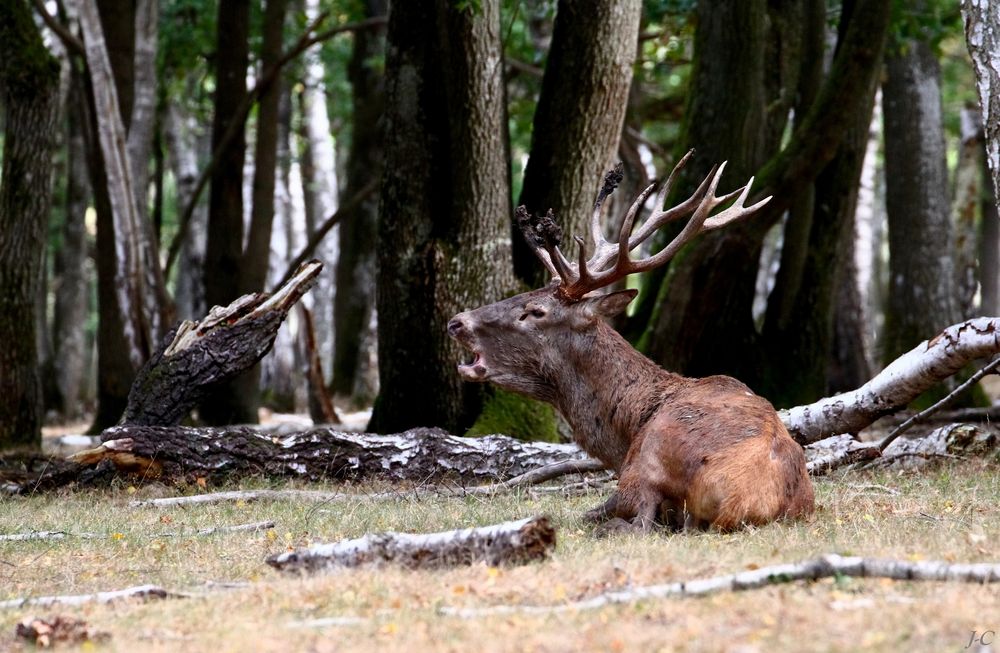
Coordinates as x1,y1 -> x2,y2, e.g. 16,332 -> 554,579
2,462 -> 999,652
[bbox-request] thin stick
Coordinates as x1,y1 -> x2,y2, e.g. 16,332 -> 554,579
0,585 -> 179,611
441,553 -> 1000,618
877,356 -> 1000,452
274,178 -> 378,288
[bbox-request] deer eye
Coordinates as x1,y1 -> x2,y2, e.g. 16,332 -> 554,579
519,306 -> 547,321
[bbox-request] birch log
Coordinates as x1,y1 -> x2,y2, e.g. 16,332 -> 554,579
267,516 -> 555,573
782,317 -> 1000,443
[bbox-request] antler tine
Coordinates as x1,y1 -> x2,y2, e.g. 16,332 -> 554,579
702,175 -> 771,230
574,235 -> 599,288
626,162 -> 719,251
590,164 -> 624,250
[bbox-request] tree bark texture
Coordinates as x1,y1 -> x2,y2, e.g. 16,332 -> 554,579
79,0 -> 167,371
267,516 -> 555,573
333,0 -> 385,406
75,426 -> 590,485
963,0 -> 1000,205
514,0 -> 642,286
371,0 -> 516,434
123,260 -> 322,427
881,39 -> 959,364
200,0 -> 254,425
0,0 -> 61,450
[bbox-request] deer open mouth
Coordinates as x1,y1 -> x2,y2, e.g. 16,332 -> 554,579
457,349 -> 489,381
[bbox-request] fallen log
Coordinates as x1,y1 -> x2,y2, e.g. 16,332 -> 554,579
441,553 -> 1000,617
782,317 -> 1000,444
266,515 -> 555,573
65,426 -> 588,485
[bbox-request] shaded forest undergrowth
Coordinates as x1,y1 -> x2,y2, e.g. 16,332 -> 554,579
2,461 -> 999,652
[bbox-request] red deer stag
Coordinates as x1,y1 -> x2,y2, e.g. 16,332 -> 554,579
447,152 -> 814,531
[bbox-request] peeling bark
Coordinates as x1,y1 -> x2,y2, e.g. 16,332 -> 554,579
963,0 -> 1000,204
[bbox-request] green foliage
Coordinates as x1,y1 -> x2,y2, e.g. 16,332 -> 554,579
889,0 -> 963,54
465,388 -> 561,443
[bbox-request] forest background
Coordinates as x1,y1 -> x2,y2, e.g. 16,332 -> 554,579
1,0 -> 997,450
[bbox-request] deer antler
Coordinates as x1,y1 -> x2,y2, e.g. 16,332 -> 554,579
516,151 -> 771,300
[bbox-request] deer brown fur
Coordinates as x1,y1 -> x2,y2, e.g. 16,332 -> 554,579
448,154 -> 814,532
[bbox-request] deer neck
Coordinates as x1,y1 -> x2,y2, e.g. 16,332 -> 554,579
548,321 -> 682,472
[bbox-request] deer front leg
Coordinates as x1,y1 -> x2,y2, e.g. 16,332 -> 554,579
583,490 -> 623,523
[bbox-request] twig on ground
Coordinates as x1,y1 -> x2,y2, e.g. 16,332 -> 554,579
0,585 -> 181,610
441,554 -> 1000,617
267,516 -> 556,573
865,451 -> 965,469
877,356 -> 1000,452
0,521 -> 274,541
0,531 -> 95,542
129,489 -> 362,508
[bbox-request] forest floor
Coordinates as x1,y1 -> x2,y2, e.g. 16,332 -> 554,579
1,461 -> 999,652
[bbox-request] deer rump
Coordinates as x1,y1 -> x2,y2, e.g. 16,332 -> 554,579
448,152 -> 815,532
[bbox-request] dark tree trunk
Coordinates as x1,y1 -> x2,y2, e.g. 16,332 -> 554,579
200,0 -> 254,425
643,0 -> 771,386
332,0 -> 385,406
513,0 -> 642,286
369,0 -> 516,434
762,0 -> 884,405
881,39 -> 959,364
981,153 -> 1000,315
50,75 -> 92,419
0,0 -> 61,450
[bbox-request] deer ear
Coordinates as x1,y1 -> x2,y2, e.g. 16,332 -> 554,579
586,289 -> 638,318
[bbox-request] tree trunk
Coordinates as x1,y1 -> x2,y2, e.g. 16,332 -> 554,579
0,0 -> 61,450
370,0 -> 516,434
881,39 -> 959,364
513,0 -> 642,286
643,0 -> 771,386
200,0 -> 254,425
953,107 -> 983,318
50,75 -> 92,419
763,0 -> 884,405
332,0 -> 385,407
962,0 -> 1000,205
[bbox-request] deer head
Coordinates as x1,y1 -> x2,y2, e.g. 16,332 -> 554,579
447,151 -> 771,401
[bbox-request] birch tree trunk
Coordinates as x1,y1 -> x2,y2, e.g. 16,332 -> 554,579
298,0 -> 340,391
963,0 -> 1000,204
164,96 -> 208,321
0,0 -> 61,449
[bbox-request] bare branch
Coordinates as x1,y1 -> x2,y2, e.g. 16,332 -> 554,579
442,554 -> 1000,617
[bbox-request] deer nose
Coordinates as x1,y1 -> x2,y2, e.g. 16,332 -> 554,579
447,317 -> 466,337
